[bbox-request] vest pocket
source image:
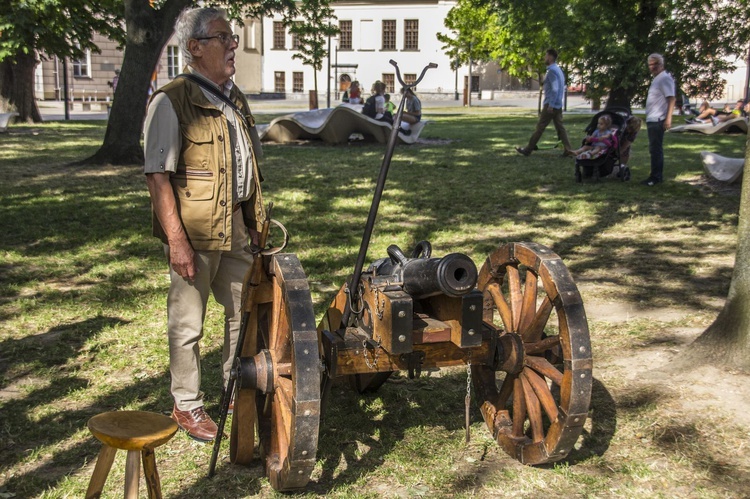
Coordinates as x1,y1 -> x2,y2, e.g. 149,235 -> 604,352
171,175 -> 215,242
181,124 -> 214,170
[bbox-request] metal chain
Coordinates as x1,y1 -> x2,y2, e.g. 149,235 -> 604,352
465,352 -> 472,443
362,338 -> 381,369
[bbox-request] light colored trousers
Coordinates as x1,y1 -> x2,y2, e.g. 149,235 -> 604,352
165,213 -> 254,411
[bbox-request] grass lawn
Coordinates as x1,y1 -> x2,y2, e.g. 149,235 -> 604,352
0,108 -> 748,498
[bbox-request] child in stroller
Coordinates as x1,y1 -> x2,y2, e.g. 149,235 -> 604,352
572,106 -> 639,182
566,114 -> 615,160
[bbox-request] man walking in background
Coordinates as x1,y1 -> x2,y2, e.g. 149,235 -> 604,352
515,48 -> 572,156
642,53 -> 675,186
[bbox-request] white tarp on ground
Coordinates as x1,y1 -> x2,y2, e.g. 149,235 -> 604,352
256,104 -> 426,145
669,117 -> 748,135
701,151 -> 744,184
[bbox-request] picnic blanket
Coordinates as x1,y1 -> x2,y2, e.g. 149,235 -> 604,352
257,104 -> 426,145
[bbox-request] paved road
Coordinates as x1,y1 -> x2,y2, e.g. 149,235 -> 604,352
38,93 -> 599,122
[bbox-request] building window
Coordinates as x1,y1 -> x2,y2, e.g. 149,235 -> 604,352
244,21 -> 258,51
382,73 -> 395,94
275,71 -> 286,93
339,20 -> 352,50
167,46 -> 181,79
404,20 -> 419,50
72,48 -> 91,77
404,73 -> 416,91
471,75 -> 480,92
293,72 -> 304,93
291,22 -> 301,50
273,22 -> 286,50
382,20 -> 396,51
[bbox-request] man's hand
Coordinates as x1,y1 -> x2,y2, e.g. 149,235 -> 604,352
146,172 -> 196,281
664,117 -> 672,130
168,238 -> 197,281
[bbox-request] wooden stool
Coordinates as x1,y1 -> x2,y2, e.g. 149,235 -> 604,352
86,410 -> 178,499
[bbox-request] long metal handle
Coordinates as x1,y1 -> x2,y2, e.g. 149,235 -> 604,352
340,61 -> 437,329
208,203 -> 273,478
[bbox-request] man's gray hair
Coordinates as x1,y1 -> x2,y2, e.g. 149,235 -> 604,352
175,7 -> 227,65
648,53 -> 664,66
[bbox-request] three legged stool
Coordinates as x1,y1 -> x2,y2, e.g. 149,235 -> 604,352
86,410 -> 178,498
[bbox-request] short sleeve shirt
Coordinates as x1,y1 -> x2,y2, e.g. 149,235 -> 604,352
646,71 -> 675,122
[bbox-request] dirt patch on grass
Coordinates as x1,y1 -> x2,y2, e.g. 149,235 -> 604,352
588,297 -> 750,426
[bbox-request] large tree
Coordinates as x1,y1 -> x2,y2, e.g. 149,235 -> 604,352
85,0 -> 297,166
677,139 -> 750,372
0,0 -> 124,122
286,0 -> 338,109
439,0 -> 750,107
438,0 -> 581,108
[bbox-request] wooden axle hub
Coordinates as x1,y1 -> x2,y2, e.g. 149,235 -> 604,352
225,242 -> 592,491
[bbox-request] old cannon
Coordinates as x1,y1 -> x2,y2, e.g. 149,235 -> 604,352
208,62 -> 592,491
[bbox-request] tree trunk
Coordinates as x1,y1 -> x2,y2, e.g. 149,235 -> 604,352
83,0 -> 190,166
537,71 -> 543,115
606,87 -> 631,112
679,136 -> 750,371
0,59 -> 13,112
311,69 -> 318,110
0,50 -> 43,122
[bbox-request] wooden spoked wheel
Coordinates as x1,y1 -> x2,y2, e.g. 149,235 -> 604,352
473,242 -> 592,465
246,254 -> 321,491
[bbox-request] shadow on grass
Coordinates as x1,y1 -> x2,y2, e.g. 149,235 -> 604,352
1,115 -> 747,496
0,341 -> 237,498
561,378 -> 617,464
311,372 -> 469,493
259,114 -> 742,316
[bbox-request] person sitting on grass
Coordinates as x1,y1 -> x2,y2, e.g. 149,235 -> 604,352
566,114 -> 615,160
710,100 -> 747,124
398,87 -> 422,135
688,100 -> 745,124
348,81 -> 362,104
384,93 -> 396,114
686,101 -> 717,123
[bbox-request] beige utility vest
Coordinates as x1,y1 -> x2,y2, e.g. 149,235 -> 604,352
151,78 -> 264,251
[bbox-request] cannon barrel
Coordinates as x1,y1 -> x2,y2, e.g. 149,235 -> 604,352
372,244 -> 478,299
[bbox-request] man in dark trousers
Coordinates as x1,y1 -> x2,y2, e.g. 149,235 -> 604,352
515,48 -> 572,156
642,53 -> 675,186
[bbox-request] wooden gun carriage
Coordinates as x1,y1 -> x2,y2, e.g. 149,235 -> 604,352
208,62 -> 592,491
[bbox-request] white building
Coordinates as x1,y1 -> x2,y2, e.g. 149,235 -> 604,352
256,0 -> 470,100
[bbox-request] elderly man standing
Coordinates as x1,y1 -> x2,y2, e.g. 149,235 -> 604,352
515,48 -> 572,156
143,7 -> 264,442
642,53 -> 675,186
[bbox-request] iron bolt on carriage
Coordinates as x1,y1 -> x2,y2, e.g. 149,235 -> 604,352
208,62 -> 592,491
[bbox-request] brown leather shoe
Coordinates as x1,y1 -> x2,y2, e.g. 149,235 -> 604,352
171,405 -> 218,442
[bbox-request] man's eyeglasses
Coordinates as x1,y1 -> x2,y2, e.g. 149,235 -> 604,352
196,33 -> 239,46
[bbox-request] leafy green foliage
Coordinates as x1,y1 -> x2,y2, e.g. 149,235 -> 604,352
286,0 -> 338,92
440,0 -> 750,103
0,0 -> 125,62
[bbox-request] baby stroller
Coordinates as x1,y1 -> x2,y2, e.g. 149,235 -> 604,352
574,105 -> 634,183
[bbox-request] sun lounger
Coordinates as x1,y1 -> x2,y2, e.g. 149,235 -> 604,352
669,117 -> 748,135
701,151 -> 744,183
0,112 -> 18,133
257,104 -> 426,145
